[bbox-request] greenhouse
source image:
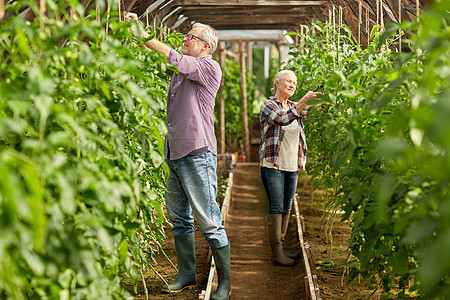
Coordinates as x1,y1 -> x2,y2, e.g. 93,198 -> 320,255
0,0 -> 449,299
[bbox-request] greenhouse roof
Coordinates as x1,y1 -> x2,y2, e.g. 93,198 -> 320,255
1,0 -> 430,47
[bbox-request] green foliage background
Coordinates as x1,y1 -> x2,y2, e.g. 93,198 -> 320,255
215,59 -> 259,153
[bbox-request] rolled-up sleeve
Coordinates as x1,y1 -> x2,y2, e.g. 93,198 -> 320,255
168,49 -> 219,87
260,100 -> 299,126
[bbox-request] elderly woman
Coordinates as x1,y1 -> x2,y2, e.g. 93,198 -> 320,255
259,70 -> 321,266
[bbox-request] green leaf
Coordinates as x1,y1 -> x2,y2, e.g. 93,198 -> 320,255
378,23 -> 399,47
340,259 -> 358,268
346,267 -> 360,284
14,19 -> 31,58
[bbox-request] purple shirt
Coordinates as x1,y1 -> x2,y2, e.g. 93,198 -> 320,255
164,49 -> 222,160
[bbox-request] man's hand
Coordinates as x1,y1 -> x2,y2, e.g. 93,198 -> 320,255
124,12 -> 149,39
123,11 -> 171,58
124,11 -> 138,21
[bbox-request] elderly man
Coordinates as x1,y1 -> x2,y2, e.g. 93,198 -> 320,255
125,13 -> 230,300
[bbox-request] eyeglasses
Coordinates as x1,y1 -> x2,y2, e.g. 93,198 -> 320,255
184,34 -> 208,43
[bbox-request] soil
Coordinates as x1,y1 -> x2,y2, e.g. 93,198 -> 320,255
125,162 -> 383,299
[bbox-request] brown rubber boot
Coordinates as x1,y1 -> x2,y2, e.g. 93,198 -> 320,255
268,214 -> 295,266
280,213 -> 301,260
280,213 -> 290,243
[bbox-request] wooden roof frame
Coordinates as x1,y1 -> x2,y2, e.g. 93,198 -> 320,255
1,0 -> 428,46
124,0 -> 427,45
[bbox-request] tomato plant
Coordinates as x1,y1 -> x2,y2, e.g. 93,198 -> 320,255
0,0 -> 182,298
285,1 -> 449,298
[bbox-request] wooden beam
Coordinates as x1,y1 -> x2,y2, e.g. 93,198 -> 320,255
384,0 -> 401,21
170,2 -> 316,30
219,37 -> 285,42
134,0 -> 162,17
183,15 -> 309,23
183,12 -> 310,19
180,6 -> 310,14
174,0 -> 329,6
207,23 -> 309,30
310,6 -> 328,23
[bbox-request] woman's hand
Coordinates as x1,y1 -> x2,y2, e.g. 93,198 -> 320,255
299,91 -> 320,105
295,91 -> 321,114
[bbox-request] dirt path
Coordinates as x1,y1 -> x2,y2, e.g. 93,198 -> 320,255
227,163 -> 306,299
127,161 -> 385,299
127,162 -> 307,299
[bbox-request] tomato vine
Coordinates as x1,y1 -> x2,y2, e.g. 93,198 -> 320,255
285,1 -> 449,298
0,0 -> 182,298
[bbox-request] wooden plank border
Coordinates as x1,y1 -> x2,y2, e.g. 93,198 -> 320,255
294,194 -> 321,300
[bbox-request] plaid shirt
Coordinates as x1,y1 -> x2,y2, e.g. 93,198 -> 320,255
259,96 -> 310,170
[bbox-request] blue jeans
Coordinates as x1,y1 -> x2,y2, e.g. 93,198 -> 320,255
165,150 -> 228,248
260,166 -> 298,214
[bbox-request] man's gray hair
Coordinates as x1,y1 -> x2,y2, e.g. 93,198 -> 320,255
271,70 -> 297,94
193,22 -> 219,55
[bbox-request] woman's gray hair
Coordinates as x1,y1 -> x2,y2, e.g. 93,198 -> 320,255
193,22 -> 219,55
271,70 -> 297,94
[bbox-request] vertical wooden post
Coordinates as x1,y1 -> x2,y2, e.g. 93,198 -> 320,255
338,6 -> 342,63
328,9 -> 331,47
218,41 -> 226,154
358,0 -> 362,45
39,0 -> 46,28
106,1 -> 111,35
0,0 -> 4,20
118,0 -> 122,22
380,0 -> 384,28
398,0 -> 402,51
416,0 -> 419,22
96,1 -> 100,23
332,5 -> 335,30
376,0 -> 379,26
366,7 -> 369,46
332,5 -> 335,46
239,42 -> 250,162
247,41 -> 253,72
300,26 -> 305,53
